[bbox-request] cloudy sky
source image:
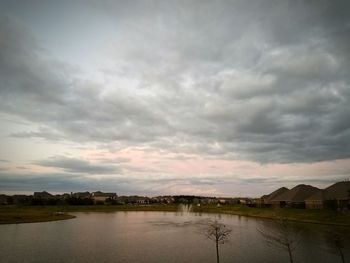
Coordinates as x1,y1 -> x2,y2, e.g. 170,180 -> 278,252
1,0 -> 350,197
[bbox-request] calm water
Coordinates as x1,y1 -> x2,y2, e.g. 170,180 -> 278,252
1,209 -> 349,263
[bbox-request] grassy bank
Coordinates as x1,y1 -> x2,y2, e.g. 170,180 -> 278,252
0,206 -> 76,224
192,205 -> 350,226
1,204 -> 350,226
0,204 -> 178,224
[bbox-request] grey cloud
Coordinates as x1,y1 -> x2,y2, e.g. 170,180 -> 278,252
237,176 -> 349,187
0,14 -> 171,139
1,169 -> 347,196
16,166 -> 28,170
165,155 -> 197,161
1,1 -> 350,163
0,172 -> 87,192
0,170 -> 205,196
121,165 -> 159,173
97,157 -> 131,164
0,171 -> 137,194
10,127 -> 66,141
34,156 -> 121,174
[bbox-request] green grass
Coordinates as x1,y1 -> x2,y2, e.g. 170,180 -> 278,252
1,204 -> 349,226
0,206 -> 76,224
192,205 -> 350,226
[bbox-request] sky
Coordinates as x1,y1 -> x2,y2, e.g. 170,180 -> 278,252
1,0 -> 350,197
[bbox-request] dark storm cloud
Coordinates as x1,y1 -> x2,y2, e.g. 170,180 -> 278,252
0,14 -> 171,142
0,172 -> 87,192
1,1 -> 350,163
236,176 -> 347,186
0,171 -> 139,194
34,156 -> 121,174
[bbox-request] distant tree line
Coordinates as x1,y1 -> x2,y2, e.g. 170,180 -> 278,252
3,196 -> 94,206
0,192 -> 246,206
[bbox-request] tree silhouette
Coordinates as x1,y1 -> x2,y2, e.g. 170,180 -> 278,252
325,228 -> 347,263
204,220 -> 232,263
258,218 -> 300,263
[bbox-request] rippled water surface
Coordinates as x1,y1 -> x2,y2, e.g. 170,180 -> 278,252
1,209 -> 349,263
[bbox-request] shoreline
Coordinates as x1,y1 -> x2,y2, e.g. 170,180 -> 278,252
0,212 -> 76,224
192,205 -> 350,227
218,210 -> 350,227
1,205 -> 349,226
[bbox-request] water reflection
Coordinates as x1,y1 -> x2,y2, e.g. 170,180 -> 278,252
322,227 -> 349,262
0,211 -> 349,263
176,204 -> 193,215
257,218 -> 302,263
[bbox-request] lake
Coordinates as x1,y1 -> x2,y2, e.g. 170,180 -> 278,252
1,208 -> 349,263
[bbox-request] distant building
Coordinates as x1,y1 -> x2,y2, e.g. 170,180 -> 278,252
152,196 -> 174,204
72,192 -> 91,199
0,194 -> 9,205
33,191 -> 53,199
258,187 -> 289,207
59,193 -> 71,199
116,195 -> 150,205
271,184 -> 320,208
200,198 -> 217,205
305,181 -> 350,210
218,199 -> 226,204
136,197 -> 150,205
92,191 -> 117,203
12,195 -> 32,204
215,198 -> 239,205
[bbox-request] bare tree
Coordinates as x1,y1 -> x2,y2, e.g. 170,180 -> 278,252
258,218 -> 300,263
325,229 -> 346,263
204,220 -> 232,263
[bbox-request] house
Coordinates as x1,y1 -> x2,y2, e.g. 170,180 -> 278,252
0,194 -> 9,205
92,191 -> 117,203
218,199 -> 226,204
116,196 -> 129,204
115,195 -> 151,205
305,181 -> 350,210
271,184 -> 320,208
72,192 -> 91,199
152,196 -> 174,204
12,195 -> 32,204
258,187 -> 289,207
214,197 -> 240,205
59,193 -> 71,199
238,198 -> 255,206
33,191 -> 53,199
199,198 -> 217,205
136,197 -> 150,205
226,198 -> 240,205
